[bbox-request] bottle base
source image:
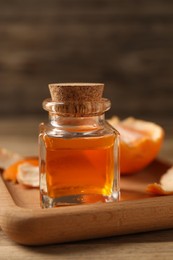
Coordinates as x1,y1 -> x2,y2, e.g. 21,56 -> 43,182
41,192 -> 120,208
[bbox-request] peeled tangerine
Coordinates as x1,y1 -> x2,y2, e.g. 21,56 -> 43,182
17,162 -> 39,188
3,157 -> 39,185
108,117 -> 164,174
147,167 -> 173,195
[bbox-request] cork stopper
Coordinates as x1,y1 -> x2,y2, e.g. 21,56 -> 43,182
44,83 -> 110,116
48,83 -> 104,102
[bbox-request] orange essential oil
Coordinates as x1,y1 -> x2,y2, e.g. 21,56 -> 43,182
39,83 -> 120,208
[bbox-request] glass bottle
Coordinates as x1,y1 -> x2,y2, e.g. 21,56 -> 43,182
39,83 -> 120,208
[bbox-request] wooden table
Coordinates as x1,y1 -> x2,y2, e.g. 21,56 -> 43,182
0,118 -> 173,259
1,228 -> 173,260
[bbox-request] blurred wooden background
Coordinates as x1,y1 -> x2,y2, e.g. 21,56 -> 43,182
0,0 -> 173,125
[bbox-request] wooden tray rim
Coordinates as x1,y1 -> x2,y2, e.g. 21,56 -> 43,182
1,174 -> 173,246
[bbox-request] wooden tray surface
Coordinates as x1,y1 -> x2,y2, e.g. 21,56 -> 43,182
1,160 -> 173,246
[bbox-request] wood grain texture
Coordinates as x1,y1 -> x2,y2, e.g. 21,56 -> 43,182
0,0 -> 173,121
1,229 -> 173,260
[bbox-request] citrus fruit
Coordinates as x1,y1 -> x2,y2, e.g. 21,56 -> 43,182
108,117 -> 164,174
147,166 -> 173,195
16,162 -> 39,188
3,157 -> 39,182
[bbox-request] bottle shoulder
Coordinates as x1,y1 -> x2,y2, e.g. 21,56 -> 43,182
39,120 -> 119,138
104,121 -> 120,136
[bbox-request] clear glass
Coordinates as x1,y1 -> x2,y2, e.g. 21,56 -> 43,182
39,100 -> 120,208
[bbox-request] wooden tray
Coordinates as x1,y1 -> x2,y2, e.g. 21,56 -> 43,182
1,160 -> 173,246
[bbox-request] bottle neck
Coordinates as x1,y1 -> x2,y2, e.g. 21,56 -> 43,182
49,113 -> 105,130
43,98 -> 111,117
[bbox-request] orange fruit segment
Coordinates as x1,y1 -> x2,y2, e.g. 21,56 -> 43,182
108,117 -> 164,174
3,157 -> 39,182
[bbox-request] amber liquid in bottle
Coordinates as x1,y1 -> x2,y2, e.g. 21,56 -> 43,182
39,83 -> 120,208
40,121 -> 119,208
45,135 -> 115,200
